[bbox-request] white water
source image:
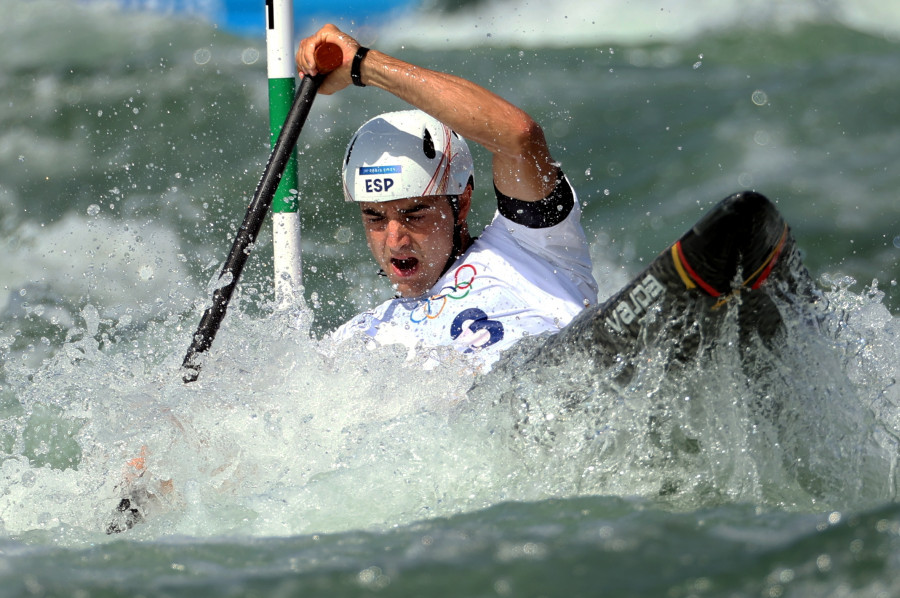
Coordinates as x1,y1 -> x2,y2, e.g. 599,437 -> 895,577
2,269 -> 898,543
1,0 -> 898,547
381,0 -> 900,48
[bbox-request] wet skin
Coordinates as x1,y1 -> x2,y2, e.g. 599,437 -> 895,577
360,193 -> 470,298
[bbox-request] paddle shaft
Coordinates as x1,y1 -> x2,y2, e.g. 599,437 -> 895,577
182,44 -> 341,383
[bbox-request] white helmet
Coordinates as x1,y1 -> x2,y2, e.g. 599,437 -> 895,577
342,110 -> 474,203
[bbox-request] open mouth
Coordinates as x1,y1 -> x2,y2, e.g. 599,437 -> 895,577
390,257 -> 419,276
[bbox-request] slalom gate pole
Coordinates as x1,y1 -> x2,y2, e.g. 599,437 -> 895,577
266,0 -> 303,308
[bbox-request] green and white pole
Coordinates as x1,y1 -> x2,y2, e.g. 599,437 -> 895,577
266,0 -> 302,307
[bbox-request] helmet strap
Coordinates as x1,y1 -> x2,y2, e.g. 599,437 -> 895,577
440,194 -> 471,276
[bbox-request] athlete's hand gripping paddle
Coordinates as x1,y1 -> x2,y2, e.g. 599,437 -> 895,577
181,43 -> 343,384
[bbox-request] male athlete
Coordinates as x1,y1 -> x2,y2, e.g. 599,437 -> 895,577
296,25 -> 598,370
105,26 -> 601,535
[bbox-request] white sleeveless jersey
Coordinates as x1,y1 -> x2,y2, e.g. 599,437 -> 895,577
333,175 -> 598,371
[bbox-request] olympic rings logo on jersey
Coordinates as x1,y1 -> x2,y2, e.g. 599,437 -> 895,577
409,264 -> 478,323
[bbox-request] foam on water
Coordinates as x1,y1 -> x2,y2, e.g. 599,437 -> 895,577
378,0 -> 900,49
0,0 -> 898,556
2,300 -> 479,538
2,257 -> 898,543
1,212 -> 198,369
75,0 -> 900,47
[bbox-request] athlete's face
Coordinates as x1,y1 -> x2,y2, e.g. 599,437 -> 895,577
360,195 -> 459,298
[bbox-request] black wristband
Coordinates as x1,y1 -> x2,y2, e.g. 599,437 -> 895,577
351,46 -> 369,87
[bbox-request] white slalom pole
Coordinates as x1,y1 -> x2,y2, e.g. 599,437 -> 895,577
265,0 -> 302,308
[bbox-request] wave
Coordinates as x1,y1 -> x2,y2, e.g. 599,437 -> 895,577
76,0 -> 900,46
1,0 -> 898,542
3,263 -> 898,539
380,0 -> 900,48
